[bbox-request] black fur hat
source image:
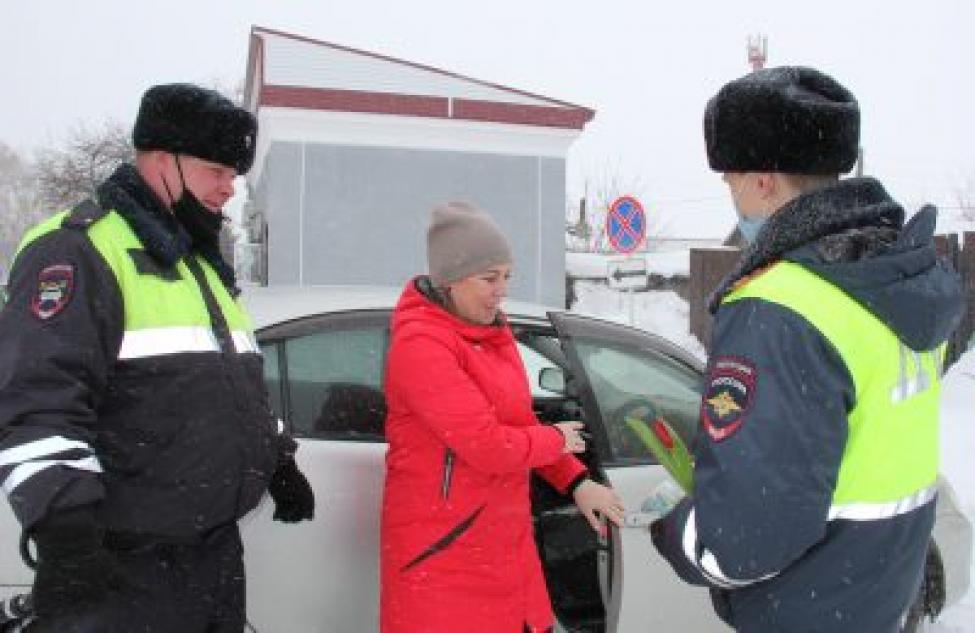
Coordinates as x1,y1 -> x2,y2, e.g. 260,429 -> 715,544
132,84 -> 257,174
704,66 -> 859,175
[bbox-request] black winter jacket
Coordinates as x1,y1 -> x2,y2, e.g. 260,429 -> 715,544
0,165 -> 291,540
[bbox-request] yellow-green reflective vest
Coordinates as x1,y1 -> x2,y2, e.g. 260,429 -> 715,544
18,209 -> 257,360
724,261 -> 940,520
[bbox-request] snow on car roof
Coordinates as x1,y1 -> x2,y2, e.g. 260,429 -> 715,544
240,284 -> 556,330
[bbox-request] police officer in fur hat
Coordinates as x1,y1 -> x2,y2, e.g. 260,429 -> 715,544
649,67 -> 964,631
0,83 -> 314,631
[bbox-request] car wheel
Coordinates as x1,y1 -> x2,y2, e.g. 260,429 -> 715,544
900,541 -> 945,633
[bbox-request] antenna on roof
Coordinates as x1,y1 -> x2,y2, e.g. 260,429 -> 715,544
747,34 -> 768,71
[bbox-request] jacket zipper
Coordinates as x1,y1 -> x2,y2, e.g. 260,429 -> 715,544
441,448 -> 455,500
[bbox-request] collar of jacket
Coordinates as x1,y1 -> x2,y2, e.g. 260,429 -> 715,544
709,177 -> 905,313
392,276 -> 511,345
97,163 -> 193,268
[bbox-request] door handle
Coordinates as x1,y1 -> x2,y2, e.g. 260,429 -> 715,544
622,511 -> 660,528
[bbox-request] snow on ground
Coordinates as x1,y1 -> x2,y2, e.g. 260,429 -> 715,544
566,250 -> 692,279
569,280 -> 706,361
570,281 -> 974,631
932,349 -> 975,631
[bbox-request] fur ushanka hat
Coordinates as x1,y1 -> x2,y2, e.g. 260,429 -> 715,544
704,66 -> 860,175
133,83 -> 257,174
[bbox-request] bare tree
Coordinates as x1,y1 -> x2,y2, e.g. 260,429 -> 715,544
0,142 -> 47,277
955,177 -> 975,223
34,120 -> 134,211
207,77 -> 246,106
572,158 -> 668,253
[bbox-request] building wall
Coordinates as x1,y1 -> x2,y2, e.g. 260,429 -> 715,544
260,143 -> 304,286
255,141 -> 566,306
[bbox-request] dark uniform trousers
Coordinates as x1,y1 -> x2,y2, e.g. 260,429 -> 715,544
27,525 -> 244,633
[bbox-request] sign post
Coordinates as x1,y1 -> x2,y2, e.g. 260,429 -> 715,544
605,196 -> 648,325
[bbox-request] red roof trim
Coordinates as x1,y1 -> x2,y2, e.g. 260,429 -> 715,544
453,99 -> 593,130
261,85 -> 449,118
250,25 -> 594,114
260,85 -> 593,130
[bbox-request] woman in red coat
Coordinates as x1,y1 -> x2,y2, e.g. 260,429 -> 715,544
380,202 -> 625,633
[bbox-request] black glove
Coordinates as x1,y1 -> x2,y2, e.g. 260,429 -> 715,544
709,587 -> 735,626
30,505 -> 120,618
268,458 -> 315,523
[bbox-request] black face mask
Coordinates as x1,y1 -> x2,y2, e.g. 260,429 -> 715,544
159,154 -> 239,294
163,155 -> 226,247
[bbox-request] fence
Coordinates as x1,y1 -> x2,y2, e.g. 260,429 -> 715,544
689,232 -> 975,368
935,232 -> 975,366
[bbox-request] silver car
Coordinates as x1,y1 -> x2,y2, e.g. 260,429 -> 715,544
0,285 -> 970,632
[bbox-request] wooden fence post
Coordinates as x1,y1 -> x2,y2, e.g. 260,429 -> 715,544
689,247 -> 741,351
957,232 -> 975,360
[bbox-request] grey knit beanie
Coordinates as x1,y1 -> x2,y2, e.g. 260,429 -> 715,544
427,202 -> 513,286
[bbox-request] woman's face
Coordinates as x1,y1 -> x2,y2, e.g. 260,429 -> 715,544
444,263 -> 512,325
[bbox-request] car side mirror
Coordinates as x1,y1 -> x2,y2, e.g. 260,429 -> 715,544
539,367 -> 567,394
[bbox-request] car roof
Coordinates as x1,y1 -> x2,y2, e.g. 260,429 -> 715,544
240,284 -> 556,330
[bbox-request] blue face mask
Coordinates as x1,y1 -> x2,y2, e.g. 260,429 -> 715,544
737,214 -> 768,245
728,175 -> 770,245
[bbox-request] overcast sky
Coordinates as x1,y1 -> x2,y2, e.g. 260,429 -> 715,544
3,1 -> 972,236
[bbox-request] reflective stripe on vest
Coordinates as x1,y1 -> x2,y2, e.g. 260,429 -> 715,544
827,483 -> 938,521
17,209 -> 258,361
724,262 -> 941,521
118,327 -> 259,360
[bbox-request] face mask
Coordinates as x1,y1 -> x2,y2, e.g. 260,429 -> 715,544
729,175 -> 770,245
172,187 -> 224,246
164,156 -> 225,246
736,213 -> 768,245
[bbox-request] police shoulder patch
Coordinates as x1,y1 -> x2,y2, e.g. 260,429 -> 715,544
31,264 -> 75,320
701,356 -> 757,442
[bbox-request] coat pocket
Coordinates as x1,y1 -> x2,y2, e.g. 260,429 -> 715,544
401,504 -> 485,572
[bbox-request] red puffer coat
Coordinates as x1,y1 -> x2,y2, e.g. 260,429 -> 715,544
380,279 -> 586,633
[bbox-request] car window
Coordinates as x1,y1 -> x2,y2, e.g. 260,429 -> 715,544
286,328 -> 387,440
572,341 -> 701,464
258,311 -> 390,442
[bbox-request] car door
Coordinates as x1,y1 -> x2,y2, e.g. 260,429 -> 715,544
549,312 -> 729,633
0,501 -> 30,604
241,310 -> 390,633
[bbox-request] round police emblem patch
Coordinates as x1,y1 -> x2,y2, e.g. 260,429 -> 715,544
701,356 -> 757,442
31,264 -> 75,320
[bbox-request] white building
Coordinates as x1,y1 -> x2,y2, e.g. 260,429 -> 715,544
240,26 -> 594,306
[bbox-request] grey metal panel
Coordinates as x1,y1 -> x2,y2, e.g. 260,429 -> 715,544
261,143 -> 303,285
539,157 -> 567,307
260,142 -> 566,306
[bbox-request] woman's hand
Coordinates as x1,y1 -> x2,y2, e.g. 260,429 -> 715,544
554,421 -> 587,454
573,479 -> 626,536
